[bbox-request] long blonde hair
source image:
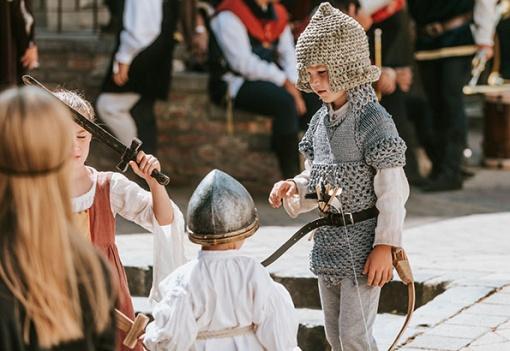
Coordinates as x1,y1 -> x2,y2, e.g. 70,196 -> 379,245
0,87 -> 114,347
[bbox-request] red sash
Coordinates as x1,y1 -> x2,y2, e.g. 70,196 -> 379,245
216,0 -> 288,45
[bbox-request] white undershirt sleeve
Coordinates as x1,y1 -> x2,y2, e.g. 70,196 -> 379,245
373,167 -> 409,247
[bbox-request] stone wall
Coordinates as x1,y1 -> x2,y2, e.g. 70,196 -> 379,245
34,34 -> 282,192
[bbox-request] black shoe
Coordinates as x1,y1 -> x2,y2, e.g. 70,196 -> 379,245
408,175 -> 429,187
461,168 -> 475,179
421,173 -> 463,192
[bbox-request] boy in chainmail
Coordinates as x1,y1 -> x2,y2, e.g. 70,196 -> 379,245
269,3 -> 409,350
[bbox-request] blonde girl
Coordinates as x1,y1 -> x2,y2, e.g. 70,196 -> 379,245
0,86 -> 116,350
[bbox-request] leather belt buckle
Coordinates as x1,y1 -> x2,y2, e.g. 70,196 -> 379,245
345,213 -> 354,226
424,22 -> 444,37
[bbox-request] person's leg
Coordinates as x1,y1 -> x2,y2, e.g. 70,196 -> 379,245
339,278 -> 380,351
130,96 -> 158,155
423,55 -> 471,191
440,55 -> 471,174
96,92 -> 140,146
417,59 -> 444,179
235,80 -> 301,178
318,277 -> 342,351
381,88 -> 424,185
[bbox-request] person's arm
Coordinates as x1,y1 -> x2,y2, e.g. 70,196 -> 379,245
113,0 -> 162,85
362,110 -> 407,287
128,152 -> 173,226
115,0 -> 162,65
472,0 -> 498,47
277,26 -> 298,84
111,153 -> 187,289
144,274 -> 198,351
373,167 -> 409,248
363,168 -> 409,288
252,266 -> 301,351
210,11 -> 287,85
359,0 -> 393,15
282,160 -> 318,218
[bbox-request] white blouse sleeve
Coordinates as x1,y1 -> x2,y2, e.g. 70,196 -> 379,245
472,0 -> 498,46
373,167 -> 409,247
110,173 -> 188,300
277,26 -> 298,84
283,160 -> 318,218
210,11 -> 287,86
115,0 -> 162,64
149,201 -> 187,304
252,267 -> 300,351
144,283 -> 198,351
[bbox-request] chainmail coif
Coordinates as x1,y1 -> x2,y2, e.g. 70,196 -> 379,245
299,84 -> 406,287
295,2 -> 380,93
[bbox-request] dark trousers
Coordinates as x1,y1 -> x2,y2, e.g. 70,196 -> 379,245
417,56 -> 471,177
235,80 -> 321,178
380,88 -> 421,180
131,96 -> 158,156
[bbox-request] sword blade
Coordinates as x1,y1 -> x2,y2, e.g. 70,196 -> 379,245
261,217 -> 330,267
22,75 -> 126,155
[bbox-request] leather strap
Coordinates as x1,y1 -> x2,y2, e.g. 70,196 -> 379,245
261,217 -> 330,267
388,248 -> 416,351
261,208 -> 378,267
419,12 -> 472,38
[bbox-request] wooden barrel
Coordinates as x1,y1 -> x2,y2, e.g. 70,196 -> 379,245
483,93 -> 510,169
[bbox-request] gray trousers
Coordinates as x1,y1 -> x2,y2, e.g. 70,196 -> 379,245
319,277 -> 380,351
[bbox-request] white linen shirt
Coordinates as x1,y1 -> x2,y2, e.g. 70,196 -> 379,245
144,250 -> 301,351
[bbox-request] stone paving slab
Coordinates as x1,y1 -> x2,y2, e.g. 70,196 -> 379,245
118,212 -> 510,350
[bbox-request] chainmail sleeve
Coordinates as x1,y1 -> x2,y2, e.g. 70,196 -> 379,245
359,102 -> 407,170
298,106 -> 326,161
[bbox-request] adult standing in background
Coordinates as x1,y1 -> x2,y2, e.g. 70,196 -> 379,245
0,0 -> 38,91
97,0 -> 181,155
408,0 -> 498,191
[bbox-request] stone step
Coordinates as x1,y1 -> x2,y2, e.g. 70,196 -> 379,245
132,297 -> 406,351
118,230 -> 446,313
126,263 -> 444,314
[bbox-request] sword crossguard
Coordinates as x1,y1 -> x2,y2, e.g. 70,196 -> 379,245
117,138 -> 170,186
117,138 -> 142,172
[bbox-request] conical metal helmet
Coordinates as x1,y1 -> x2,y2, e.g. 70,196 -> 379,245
187,169 -> 259,245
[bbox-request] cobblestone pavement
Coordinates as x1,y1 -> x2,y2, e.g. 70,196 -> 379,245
114,129 -> 510,350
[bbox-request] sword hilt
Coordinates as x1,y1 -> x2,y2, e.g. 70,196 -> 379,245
117,138 -> 171,186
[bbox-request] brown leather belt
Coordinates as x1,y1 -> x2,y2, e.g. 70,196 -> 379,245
419,12 -> 473,38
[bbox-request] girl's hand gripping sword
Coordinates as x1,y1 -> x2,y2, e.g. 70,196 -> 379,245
21,75 -> 170,186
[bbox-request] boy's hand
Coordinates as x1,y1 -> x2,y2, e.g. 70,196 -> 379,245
129,151 -> 161,186
363,245 -> 393,287
269,180 -> 297,208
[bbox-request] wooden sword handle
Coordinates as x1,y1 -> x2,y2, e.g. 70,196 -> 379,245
115,309 -> 150,349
